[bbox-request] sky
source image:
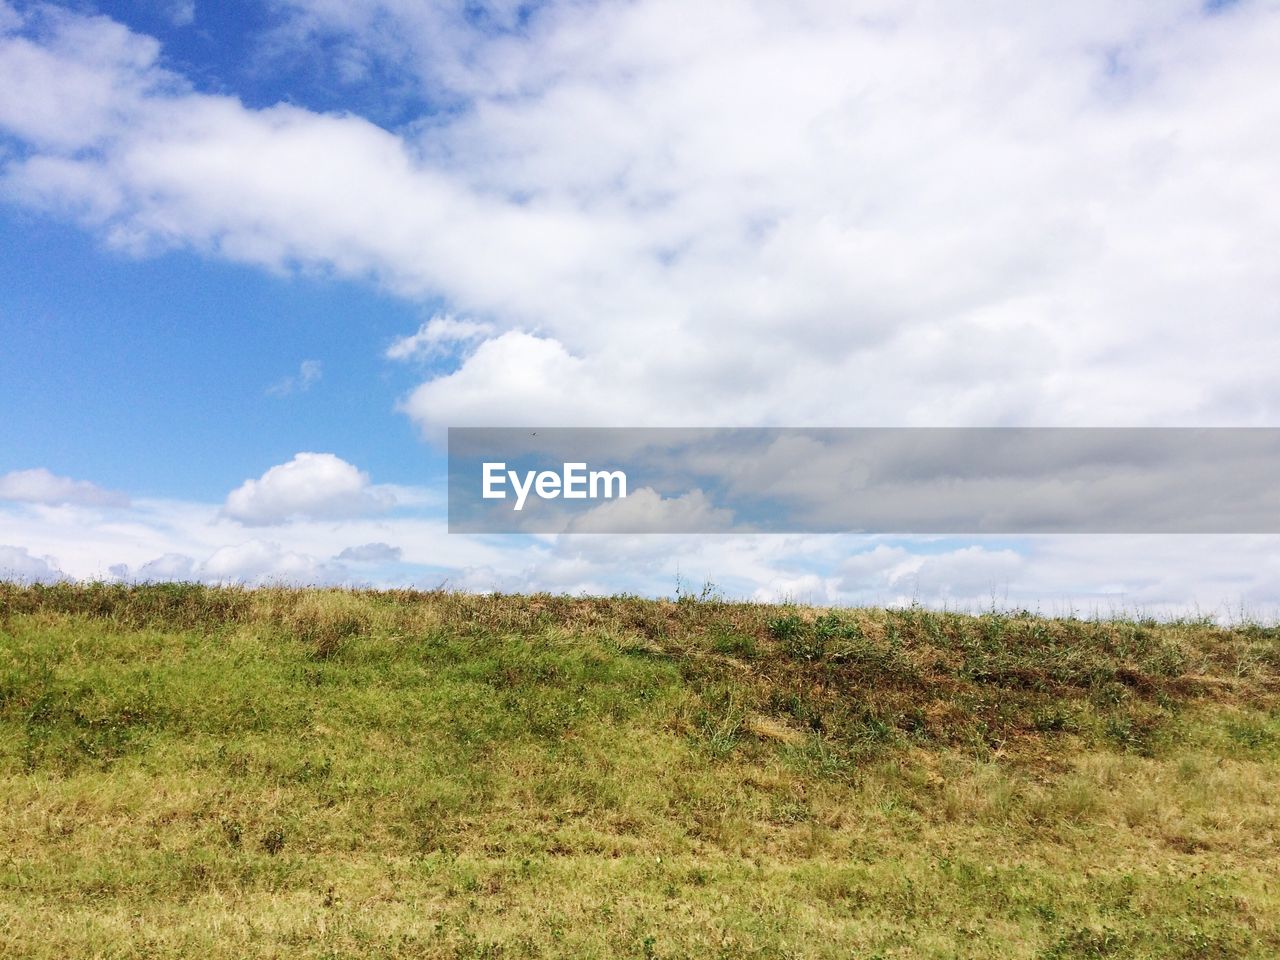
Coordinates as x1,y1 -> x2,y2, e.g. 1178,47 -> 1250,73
1,0 -> 1279,616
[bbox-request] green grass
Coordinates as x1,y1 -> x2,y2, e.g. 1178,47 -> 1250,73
1,583 -> 1278,958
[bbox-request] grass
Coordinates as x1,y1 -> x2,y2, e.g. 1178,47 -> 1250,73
1,583 -> 1278,958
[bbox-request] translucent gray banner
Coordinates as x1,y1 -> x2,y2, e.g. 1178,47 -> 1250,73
447,428 -> 1280,534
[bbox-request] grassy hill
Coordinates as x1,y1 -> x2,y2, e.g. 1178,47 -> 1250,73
1,583 -> 1278,958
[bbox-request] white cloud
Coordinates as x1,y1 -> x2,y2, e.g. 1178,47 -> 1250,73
0,544 -> 67,583
223,453 -> 396,525
264,0 -> 533,97
0,7 -> 172,151
837,544 -> 1026,604
336,541 -> 402,562
399,331 -> 590,433
565,487 -> 734,534
3,4 -> 1280,615
3,3 -> 1280,433
0,468 -> 129,507
111,541 -> 363,586
133,552 -> 196,581
2,481 -> 1280,617
167,1 -> 195,28
750,572 -> 843,607
385,313 -> 493,362
198,539 -> 346,585
266,358 -> 323,396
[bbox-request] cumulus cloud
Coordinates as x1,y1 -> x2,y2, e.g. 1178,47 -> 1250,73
198,539 -> 347,584
102,542 -> 353,587
336,541 -> 402,563
3,3 -> 1279,432
3,481 -> 1280,616
4,4 -> 1280,616
0,468 -> 129,507
0,544 -> 67,583
837,544 -> 1026,604
750,572 -> 843,607
115,542 -> 355,587
131,552 -> 196,582
400,332 -> 590,432
566,487 -> 734,534
101,539 -> 414,587
223,453 -> 396,525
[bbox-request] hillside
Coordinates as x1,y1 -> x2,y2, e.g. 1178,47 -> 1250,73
1,584 -> 1278,958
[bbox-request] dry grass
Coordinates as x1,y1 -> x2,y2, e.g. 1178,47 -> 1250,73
1,583 -> 1278,957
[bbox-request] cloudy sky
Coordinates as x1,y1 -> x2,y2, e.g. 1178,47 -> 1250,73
2,0 -> 1279,615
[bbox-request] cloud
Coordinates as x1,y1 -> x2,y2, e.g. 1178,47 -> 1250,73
3,480 -> 1280,616
264,0 -> 535,98
385,314 -> 493,362
0,468 -> 129,507
113,543 -> 342,586
266,358 -> 323,396
4,3 -> 1280,434
223,453 -> 396,525
117,541 -> 364,587
0,544 -> 67,583
198,539 -> 347,584
132,552 -> 196,581
0,6 -> 172,152
167,1 -> 195,28
750,572 -> 843,607
336,541 -> 402,563
399,331 -> 590,432
4,5 -> 1280,616
838,544 -> 1026,603
565,487 -> 734,534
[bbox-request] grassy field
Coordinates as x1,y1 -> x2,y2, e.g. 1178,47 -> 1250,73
1,584 -> 1278,959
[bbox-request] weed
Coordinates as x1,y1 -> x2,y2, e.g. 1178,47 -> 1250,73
260,827 -> 286,856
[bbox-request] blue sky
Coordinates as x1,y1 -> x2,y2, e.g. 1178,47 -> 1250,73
1,210 -> 436,498
2,0 -> 1279,615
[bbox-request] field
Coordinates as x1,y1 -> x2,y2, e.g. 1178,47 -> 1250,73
1,583 -> 1278,958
